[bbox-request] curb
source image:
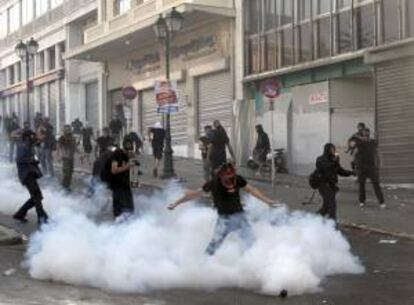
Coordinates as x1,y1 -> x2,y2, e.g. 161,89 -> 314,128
0,225 -> 22,246
339,221 -> 414,241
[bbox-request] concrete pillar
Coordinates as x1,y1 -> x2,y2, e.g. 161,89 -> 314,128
55,44 -> 63,69
98,0 -> 107,23
34,86 -> 41,113
98,62 -> 108,133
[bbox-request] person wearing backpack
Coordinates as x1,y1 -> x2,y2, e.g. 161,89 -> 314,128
315,143 -> 354,221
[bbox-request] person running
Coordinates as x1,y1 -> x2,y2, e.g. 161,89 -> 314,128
316,143 -> 354,221
253,124 -> 271,176
168,162 -> 280,256
148,122 -> 165,178
210,120 -> 235,174
12,123 -> 49,226
57,125 -> 78,192
352,128 -> 385,209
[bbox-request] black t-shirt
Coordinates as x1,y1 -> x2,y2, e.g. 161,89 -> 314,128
202,175 -> 247,215
96,136 -> 113,155
110,149 -> 130,189
150,128 -> 165,149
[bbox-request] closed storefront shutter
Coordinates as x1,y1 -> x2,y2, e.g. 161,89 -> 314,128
49,82 -> 58,128
376,58 -> 414,182
142,88 -> 162,135
198,72 -> 233,136
59,80 -> 65,131
85,82 -> 99,132
169,82 -> 188,145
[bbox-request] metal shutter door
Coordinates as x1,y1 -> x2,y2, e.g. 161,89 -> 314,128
169,82 -> 188,145
85,82 -> 99,131
376,58 -> 414,182
198,72 -> 233,136
49,82 -> 58,128
142,89 -> 162,134
59,79 -> 65,131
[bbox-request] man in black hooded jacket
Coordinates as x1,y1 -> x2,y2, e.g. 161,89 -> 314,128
316,143 -> 354,221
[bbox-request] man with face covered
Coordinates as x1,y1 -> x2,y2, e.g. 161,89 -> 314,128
168,162 -> 280,255
57,125 -> 78,192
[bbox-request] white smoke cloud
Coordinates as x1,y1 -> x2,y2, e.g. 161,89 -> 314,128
0,161 -> 364,296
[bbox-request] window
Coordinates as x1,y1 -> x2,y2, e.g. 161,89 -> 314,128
248,37 -> 261,74
36,0 -> 49,17
9,66 -> 15,85
382,0 -> 400,43
337,0 -> 352,9
245,0 -> 260,35
297,0 -> 311,21
264,0 -> 277,31
281,0 -> 293,25
338,10 -> 352,53
22,0 -> 34,25
114,0 -> 131,16
48,48 -> 56,71
281,27 -> 294,66
298,24 -> 312,62
0,12 -> 6,38
51,0 -> 64,9
265,32 -> 278,70
317,18 -> 330,58
355,3 -> 375,49
16,63 -> 21,82
314,0 -> 331,15
8,3 -> 21,33
408,0 -> 414,37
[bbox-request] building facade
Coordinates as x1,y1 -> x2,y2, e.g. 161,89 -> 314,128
0,0 -> 98,133
243,0 -> 414,182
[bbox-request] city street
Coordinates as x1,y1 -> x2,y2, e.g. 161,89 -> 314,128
1,212 -> 413,305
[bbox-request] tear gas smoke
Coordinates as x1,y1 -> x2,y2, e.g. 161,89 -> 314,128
0,161 -> 364,296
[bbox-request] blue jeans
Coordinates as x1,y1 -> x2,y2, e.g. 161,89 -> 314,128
206,212 -> 255,256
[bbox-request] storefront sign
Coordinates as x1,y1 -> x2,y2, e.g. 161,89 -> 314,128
261,79 -> 281,99
309,91 -> 328,105
122,86 -> 137,100
155,80 -> 179,113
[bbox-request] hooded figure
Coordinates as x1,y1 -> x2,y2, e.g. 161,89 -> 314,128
315,143 -> 354,221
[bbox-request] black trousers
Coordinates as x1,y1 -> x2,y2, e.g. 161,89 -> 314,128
318,183 -> 337,220
112,187 -> 134,218
358,168 -> 384,204
14,176 -> 48,221
62,158 -> 74,190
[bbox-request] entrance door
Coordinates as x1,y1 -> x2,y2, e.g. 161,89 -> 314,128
85,81 -> 99,132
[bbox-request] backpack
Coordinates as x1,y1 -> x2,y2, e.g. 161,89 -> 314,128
309,169 -> 323,189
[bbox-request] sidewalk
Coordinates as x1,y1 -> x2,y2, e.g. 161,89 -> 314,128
0,223 -> 22,246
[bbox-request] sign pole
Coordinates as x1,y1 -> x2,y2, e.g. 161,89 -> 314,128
269,99 -> 275,196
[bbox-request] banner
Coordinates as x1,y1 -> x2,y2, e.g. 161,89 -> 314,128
155,80 -> 179,113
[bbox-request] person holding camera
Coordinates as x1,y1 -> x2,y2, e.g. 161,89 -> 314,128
316,143 -> 355,221
12,122 -> 49,226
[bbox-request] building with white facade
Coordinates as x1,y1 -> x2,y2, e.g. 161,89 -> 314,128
0,0 -> 99,134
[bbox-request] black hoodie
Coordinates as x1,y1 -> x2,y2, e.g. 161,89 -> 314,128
316,143 -> 353,188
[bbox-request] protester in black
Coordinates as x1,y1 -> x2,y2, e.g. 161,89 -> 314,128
353,128 -> 385,208
316,143 -> 354,221
71,118 -> 83,144
57,125 -> 78,192
95,128 -> 114,158
253,124 -> 271,175
347,122 -> 366,172
109,115 -> 123,144
109,147 -> 135,221
168,162 -> 280,255
149,122 -> 165,177
210,120 -> 235,173
38,119 -> 56,177
13,125 -> 48,226
81,125 -> 94,166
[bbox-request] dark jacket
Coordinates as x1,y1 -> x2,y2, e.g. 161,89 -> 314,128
254,131 -> 271,155
355,139 -> 379,171
316,144 -> 353,189
16,137 -> 42,184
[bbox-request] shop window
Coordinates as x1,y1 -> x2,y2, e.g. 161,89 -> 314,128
317,17 -> 331,58
298,24 -> 313,62
281,27 -> 294,66
265,33 -> 278,70
382,0 -> 400,43
281,0 -> 293,25
338,10 -> 352,53
355,3 -> 375,49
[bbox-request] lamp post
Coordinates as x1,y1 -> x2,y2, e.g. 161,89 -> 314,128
15,38 -> 39,125
153,7 -> 183,179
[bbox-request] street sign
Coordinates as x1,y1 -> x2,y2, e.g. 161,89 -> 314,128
155,80 -> 179,113
261,79 -> 281,99
122,86 -> 138,100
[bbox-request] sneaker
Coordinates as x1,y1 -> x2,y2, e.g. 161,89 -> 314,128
380,203 -> 387,209
359,202 -> 365,208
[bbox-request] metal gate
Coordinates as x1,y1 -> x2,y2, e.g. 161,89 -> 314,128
85,81 -> 99,132
142,88 -> 162,136
376,58 -> 414,182
197,72 -> 233,136
169,82 -> 187,145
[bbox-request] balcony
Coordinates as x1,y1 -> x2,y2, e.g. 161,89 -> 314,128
75,0 -> 234,56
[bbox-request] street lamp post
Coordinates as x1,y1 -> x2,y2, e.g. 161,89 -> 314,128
153,8 -> 183,179
15,38 -> 39,125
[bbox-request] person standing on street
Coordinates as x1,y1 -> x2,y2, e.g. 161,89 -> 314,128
199,125 -> 213,182
210,120 -> 236,175
168,162 -> 281,256
71,118 -> 83,145
109,114 -> 123,145
253,124 -> 271,176
149,122 -> 165,178
81,123 -> 94,166
316,143 -> 354,221
57,125 -> 78,192
351,128 -> 386,209
37,119 -> 56,177
12,123 -> 49,226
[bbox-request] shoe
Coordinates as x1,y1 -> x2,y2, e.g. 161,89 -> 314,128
359,202 -> 365,208
13,214 -> 28,223
380,203 -> 387,209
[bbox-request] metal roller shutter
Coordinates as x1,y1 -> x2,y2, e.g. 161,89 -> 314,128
169,82 -> 188,145
49,82 -> 58,128
142,88 -> 162,135
85,82 -> 99,132
198,72 -> 233,136
376,58 -> 414,182
59,80 -> 65,131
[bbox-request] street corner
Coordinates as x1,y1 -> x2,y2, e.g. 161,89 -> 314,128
0,224 -> 23,246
